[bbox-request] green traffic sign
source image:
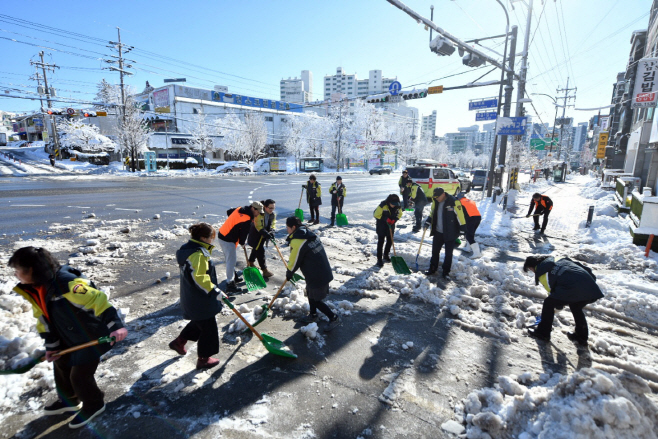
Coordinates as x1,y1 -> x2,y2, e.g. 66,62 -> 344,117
530,138 -> 559,150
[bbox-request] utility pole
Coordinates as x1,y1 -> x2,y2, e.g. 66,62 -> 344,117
494,25 -> 518,183
31,52 -> 60,157
556,77 -> 577,161
105,28 -> 135,169
30,66 -> 45,109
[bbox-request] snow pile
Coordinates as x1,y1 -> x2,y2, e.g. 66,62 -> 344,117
455,368 -> 658,439
226,303 -> 265,333
300,323 -> 318,340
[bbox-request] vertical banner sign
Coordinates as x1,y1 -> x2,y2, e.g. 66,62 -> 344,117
596,132 -> 609,159
153,88 -> 171,113
632,57 -> 658,108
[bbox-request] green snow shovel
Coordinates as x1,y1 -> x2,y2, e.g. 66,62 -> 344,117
241,245 -> 266,291
295,187 -> 305,222
220,291 -> 297,359
336,197 -> 348,226
249,280 -> 288,329
272,238 -> 304,282
0,336 -> 116,375
389,226 -> 411,274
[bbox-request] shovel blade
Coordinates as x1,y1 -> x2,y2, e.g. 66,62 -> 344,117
336,213 -> 348,226
294,209 -> 304,221
391,256 -> 411,274
245,304 -> 269,330
261,333 -> 297,358
243,267 -> 267,291
0,357 -> 41,375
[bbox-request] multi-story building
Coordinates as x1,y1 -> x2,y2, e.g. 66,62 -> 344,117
574,122 -> 588,152
280,70 -> 313,104
445,125 -> 479,154
421,110 -> 437,140
323,67 -> 397,100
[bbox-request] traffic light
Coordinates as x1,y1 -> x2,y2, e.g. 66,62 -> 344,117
462,53 -> 485,67
400,90 -> 428,100
430,36 -> 456,56
367,95 -> 389,103
82,110 -> 97,117
46,108 -> 64,115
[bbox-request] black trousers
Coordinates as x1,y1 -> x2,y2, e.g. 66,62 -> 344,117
309,206 -> 320,221
535,296 -> 597,339
402,193 -> 410,209
54,355 -> 103,410
465,216 -> 481,244
429,232 -> 455,275
533,209 -> 551,231
330,200 -> 344,223
376,230 -> 392,261
180,317 -> 219,358
249,241 -> 267,269
309,297 -> 336,320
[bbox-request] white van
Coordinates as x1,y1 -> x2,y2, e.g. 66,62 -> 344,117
254,157 -> 287,173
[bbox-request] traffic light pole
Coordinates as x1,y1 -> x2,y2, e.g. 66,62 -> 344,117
556,77 -> 576,161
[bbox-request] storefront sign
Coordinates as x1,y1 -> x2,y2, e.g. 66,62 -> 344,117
153,88 -> 171,112
632,57 -> 658,108
596,132 -> 609,159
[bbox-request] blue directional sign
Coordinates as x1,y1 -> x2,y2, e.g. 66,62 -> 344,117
475,111 -> 497,121
496,117 -> 528,136
469,98 -> 498,111
389,81 -> 402,96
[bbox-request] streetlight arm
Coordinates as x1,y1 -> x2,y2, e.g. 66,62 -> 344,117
386,0 -> 518,78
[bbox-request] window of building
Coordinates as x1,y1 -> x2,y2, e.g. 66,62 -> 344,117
265,116 -> 274,122
280,117 -> 287,122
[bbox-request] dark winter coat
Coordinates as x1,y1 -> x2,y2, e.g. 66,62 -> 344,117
534,257 -> 604,303
247,210 -> 276,249
286,227 -> 333,292
398,175 -> 412,196
409,183 -> 428,206
329,182 -> 347,206
305,181 -> 322,207
176,239 -> 223,321
426,195 -> 467,241
528,195 -> 553,216
13,265 -> 124,366
218,206 -> 254,245
373,200 -> 403,236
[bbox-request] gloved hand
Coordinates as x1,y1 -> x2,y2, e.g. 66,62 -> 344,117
386,218 -> 396,225
302,184 -> 307,189
459,225 -> 467,233
526,214 -> 531,218
286,270 -> 295,281
423,221 -> 430,230
260,229 -> 273,239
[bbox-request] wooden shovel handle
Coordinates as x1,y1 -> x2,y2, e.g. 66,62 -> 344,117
417,228 -> 427,257
272,239 -> 289,270
298,187 -> 305,209
53,336 -> 116,358
389,225 -> 397,257
220,292 -> 264,342
268,280 -> 288,309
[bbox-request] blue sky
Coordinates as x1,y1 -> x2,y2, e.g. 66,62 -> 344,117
0,0 -> 652,135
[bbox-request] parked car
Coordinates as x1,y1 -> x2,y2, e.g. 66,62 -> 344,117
471,169 -> 491,190
406,166 -> 462,197
456,172 -> 472,193
215,161 -> 251,173
6,140 -> 29,148
369,165 -> 392,175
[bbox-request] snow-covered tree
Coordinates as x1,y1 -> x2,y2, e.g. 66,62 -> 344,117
58,120 -> 115,154
242,114 -> 268,163
220,111 -> 247,158
189,113 -> 218,168
118,93 -> 151,172
94,79 -> 121,109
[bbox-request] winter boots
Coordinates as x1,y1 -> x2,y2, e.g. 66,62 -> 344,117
226,281 -> 243,294
168,336 -> 187,355
470,243 -> 482,259
261,268 -> 274,278
196,357 -> 220,370
462,241 -> 472,252
234,270 -> 243,283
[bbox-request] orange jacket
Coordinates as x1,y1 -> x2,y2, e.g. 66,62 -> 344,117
459,197 -> 481,218
218,206 -> 254,246
529,195 -> 553,215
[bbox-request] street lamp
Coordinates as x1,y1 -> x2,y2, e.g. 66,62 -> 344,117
531,93 -> 560,154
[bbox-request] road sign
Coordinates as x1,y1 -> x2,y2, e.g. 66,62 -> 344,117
427,86 -> 443,95
164,78 -> 186,83
388,95 -> 402,103
496,117 -> 527,135
389,81 -> 402,96
66,108 -> 75,115
469,98 -> 498,111
475,111 -> 497,121
96,111 -> 107,117
530,139 -> 546,150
